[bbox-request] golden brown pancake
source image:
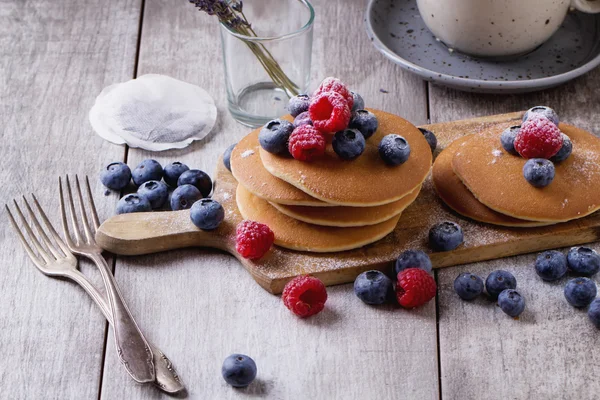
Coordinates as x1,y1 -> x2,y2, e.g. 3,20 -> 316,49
260,109 -> 432,207
452,124 -> 600,222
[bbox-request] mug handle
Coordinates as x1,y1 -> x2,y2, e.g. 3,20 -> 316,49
571,0 -> 600,13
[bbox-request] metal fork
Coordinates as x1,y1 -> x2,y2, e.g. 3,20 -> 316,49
6,195 -> 185,394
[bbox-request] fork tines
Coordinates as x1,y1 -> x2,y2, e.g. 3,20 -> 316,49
59,175 -> 100,247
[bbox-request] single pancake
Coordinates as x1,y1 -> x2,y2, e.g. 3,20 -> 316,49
452,124 -> 600,222
260,109 -> 432,207
236,185 -> 401,252
270,185 -> 420,227
433,137 -> 553,227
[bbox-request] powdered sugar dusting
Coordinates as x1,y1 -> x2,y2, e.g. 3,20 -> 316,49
241,149 -> 255,158
222,192 -> 231,201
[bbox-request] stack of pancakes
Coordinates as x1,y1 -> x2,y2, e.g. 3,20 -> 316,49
433,124 -> 600,227
230,110 -> 433,252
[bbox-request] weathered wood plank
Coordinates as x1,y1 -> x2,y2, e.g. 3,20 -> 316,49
0,0 -> 141,398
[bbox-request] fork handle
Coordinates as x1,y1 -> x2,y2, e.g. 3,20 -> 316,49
89,252 -> 156,384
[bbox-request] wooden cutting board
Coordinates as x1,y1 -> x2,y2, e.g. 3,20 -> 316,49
96,111 -> 600,294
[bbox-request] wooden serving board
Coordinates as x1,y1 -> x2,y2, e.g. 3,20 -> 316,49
96,111 -> 600,294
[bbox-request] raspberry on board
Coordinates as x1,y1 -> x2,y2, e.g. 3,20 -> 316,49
235,220 -> 275,260
288,125 -> 326,161
309,91 -> 351,134
313,77 -> 354,109
396,268 -> 437,308
514,115 -> 563,159
282,275 -> 328,318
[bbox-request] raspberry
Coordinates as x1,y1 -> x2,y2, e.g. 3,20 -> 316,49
288,125 -> 326,161
314,77 -> 354,109
396,268 -> 437,308
309,92 -> 351,134
514,115 -> 563,159
235,220 -> 275,260
282,275 -> 328,318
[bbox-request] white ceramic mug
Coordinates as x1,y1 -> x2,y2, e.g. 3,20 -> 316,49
416,0 -> 600,57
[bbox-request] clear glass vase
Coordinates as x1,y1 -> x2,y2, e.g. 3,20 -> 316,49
220,0 -> 314,127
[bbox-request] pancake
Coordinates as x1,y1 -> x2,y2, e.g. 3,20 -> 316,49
260,109 -> 432,207
230,124 -> 333,207
433,137 -> 553,227
270,185 -> 420,227
236,184 -> 401,252
452,124 -> 600,222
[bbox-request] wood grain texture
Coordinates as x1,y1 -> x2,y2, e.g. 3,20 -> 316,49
0,0 -> 141,398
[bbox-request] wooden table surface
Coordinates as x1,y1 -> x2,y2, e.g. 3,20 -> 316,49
2,0 -> 600,399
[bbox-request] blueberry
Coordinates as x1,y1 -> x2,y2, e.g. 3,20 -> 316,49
550,133 -> 572,163
100,162 -> 131,190
395,250 -> 433,275
498,289 -> 525,317
418,128 -> 438,152
453,272 -> 484,300
190,198 -> 224,230
379,134 -> 411,166
349,110 -> 378,139
137,180 -> 169,209
116,193 -> 152,214
177,169 -> 212,197
332,129 -> 366,160
350,91 -> 365,113
523,106 -> 559,126
259,119 -> 295,155
132,159 -> 163,186
353,270 -> 393,305
564,277 -> 597,308
588,299 -> 600,329
223,143 -> 237,172
429,221 -> 463,252
535,250 -> 568,281
485,270 -> 517,299
523,158 -> 555,188
500,125 -> 520,155
567,247 -> 600,277
293,111 -> 312,128
287,94 -> 311,117
221,354 -> 257,388
170,184 -> 202,211
163,162 -> 190,187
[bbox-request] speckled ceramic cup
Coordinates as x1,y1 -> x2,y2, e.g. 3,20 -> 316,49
416,0 -> 600,57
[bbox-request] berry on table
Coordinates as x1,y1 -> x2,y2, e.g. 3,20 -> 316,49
588,299 -> 600,329
535,250 -> 568,281
137,180 -> 169,209
132,159 -> 163,186
379,134 -> 411,166
453,272 -> 484,300
396,268 -> 437,308
394,250 -> 433,275
550,133 -> 572,163
235,220 -> 275,260
523,106 -> 559,126
313,77 -> 354,108
514,115 -> 563,159
288,125 -> 326,162
429,221 -> 463,252
288,94 -> 311,117
523,158 -> 555,188
567,247 -> 600,277
100,162 -> 131,190
177,169 -> 212,197
498,289 -> 525,318
190,198 -> 224,230
564,277 -> 597,308
353,270 -> 393,305
332,129 -> 366,160
293,111 -> 313,128
500,125 -> 520,155
170,184 -> 202,211
485,270 -> 517,299
163,161 -> 190,187
350,91 -> 365,112
259,119 -> 295,155
349,110 -> 378,139
222,143 -> 236,172
418,128 -> 438,152
282,275 -> 328,318
221,354 -> 257,388
116,193 -> 152,214
309,91 -> 351,134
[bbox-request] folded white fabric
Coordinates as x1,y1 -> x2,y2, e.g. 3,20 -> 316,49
89,74 -> 217,151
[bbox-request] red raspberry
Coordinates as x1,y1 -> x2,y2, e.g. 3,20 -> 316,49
313,77 -> 354,109
288,125 -> 326,161
396,268 -> 437,308
282,275 -> 328,318
514,115 -> 563,159
309,92 -> 351,134
235,220 -> 275,260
